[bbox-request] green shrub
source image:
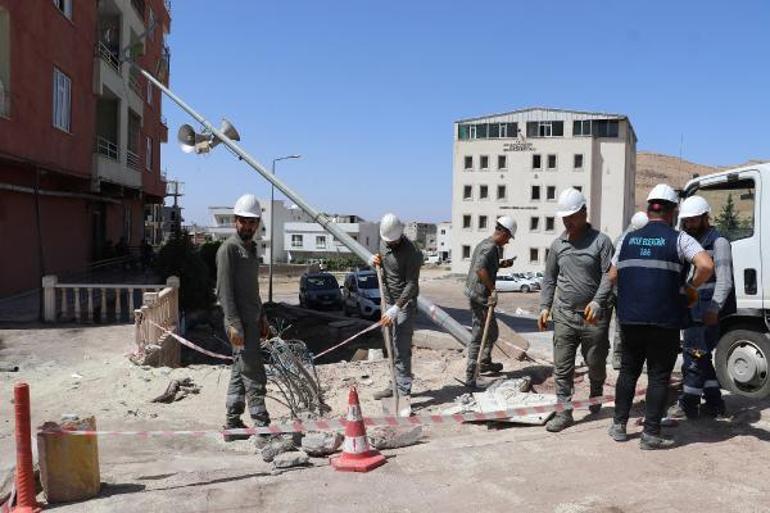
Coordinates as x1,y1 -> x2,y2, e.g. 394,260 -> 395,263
156,232 -> 214,312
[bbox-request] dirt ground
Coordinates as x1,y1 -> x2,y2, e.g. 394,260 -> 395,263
2,270 -> 770,513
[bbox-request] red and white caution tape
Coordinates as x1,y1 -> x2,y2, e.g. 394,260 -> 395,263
312,321 -> 383,360
39,388 -> 645,438
148,321 -> 234,361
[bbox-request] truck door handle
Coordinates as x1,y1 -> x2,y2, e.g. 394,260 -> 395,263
744,269 -> 757,295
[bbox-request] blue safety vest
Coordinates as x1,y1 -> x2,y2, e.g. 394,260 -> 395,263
689,227 -> 736,322
617,221 -> 689,328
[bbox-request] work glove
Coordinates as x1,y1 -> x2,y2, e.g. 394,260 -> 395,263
381,304 -> 400,327
486,290 -> 498,307
369,253 -> 382,267
583,301 -> 601,324
684,283 -> 699,308
227,326 -> 244,348
537,309 -> 550,331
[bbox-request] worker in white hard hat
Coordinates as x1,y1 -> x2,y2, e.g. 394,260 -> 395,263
462,216 -> 516,389
666,195 -> 735,421
607,184 -> 714,450
369,213 -> 423,413
608,211 -> 649,370
217,194 -> 271,441
538,188 -> 616,432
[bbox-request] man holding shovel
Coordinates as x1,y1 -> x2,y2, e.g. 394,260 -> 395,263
370,213 -> 423,416
464,216 -> 517,389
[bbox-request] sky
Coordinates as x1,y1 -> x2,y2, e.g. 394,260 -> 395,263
161,0 -> 770,225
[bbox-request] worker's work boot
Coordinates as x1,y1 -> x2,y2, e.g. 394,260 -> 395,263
546,411 -> 574,432
223,418 -> 251,442
479,361 -> 504,374
373,387 -> 394,400
588,382 -> 604,415
608,421 -> 627,442
701,401 -> 727,419
639,432 -> 675,450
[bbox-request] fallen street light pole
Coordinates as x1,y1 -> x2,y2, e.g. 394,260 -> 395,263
136,66 -> 472,347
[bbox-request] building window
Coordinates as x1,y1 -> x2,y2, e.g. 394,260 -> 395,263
527,121 -> 564,138
53,0 -> 72,19
145,136 -> 153,171
497,185 -> 506,200
530,248 -> 539,263
291,234 -> 303,248
464,156 -> 473,170
440,229 -> 446,235
458,122 -> 517,140
479,185 -> 488,199
462,215 -> 471,229
479,215 -> 488,230
531,186 -> 541,200
52,67 -> 71,132
530,217 -> 540,231
574,154 -> 583,169
147,81 -> 154,105
463,185 -> 472,200
532,154 -> 542,170
315,235 -> 326,249
593,119 -> 620,138
480,155 -> 489,170
547,154 -> 557,169
573,120 -> 592,136
462,245 -> 471,260
545,216 -> 555,231
498,155 -> 507,169
546,186 -> 556,200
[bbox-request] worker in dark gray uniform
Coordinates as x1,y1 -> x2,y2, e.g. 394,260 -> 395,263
538,188 -> 615,432
370,213 -> 422,415
464,216 -> 516,389
217,194 -> 271,441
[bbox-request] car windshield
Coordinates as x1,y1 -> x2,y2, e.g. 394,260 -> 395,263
306,276 -> 337,290
357,275 -> 379,289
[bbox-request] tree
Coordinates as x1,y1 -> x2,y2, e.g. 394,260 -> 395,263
714,193 -> 740,237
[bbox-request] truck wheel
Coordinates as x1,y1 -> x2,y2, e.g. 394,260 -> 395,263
715,329 -> 770,399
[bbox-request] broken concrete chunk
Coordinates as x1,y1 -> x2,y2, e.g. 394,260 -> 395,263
272,450 -> 310,469
301,431 -> 343,457
367,426 -> 422,450
443,378 -> 555,425
259,435 -> 296,463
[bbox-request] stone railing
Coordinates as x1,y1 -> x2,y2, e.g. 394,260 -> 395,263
42,275 -> 172,324
132,277 -> 181,367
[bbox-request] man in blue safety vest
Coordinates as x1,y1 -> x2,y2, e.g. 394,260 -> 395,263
668,195 -> 735,420
606,184 -> 714,450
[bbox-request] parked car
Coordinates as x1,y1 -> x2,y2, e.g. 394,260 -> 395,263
424,254 -> 441,264
299,272 -> 342,310
341,270 -> 382,320
496,273 -> 540,293
523,272 -> 544,288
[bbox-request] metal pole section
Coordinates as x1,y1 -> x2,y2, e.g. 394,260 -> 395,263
269,160 -> 275,303
138,67 -> 471,347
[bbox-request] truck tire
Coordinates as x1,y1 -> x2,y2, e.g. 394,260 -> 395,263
714,329 -> 770,399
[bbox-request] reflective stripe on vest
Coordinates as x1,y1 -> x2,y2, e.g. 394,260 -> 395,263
616,259 -> 684,273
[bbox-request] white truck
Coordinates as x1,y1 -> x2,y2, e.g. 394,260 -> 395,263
682,162 -> 769,398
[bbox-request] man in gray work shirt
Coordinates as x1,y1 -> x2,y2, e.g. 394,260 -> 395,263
370,213 -> 422,414
217,194 -> 271,441
464,216 -> 517,389
538,188 -> 614,432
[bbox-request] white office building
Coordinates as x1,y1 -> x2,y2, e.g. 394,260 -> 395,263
437,221 -> 452,262
451,107 -> 636,274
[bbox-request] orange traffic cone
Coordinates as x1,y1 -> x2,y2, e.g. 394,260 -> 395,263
330,387 -> 386,472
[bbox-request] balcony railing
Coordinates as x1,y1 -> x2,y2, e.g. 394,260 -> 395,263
129,68 -> 143,97
96,41 -> 120,72
96,136 -> 119,161
127,150 -> 141,170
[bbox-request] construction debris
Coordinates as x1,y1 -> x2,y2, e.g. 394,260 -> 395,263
264,336 -> 330,418
368,426 -> 423,450
272,451 -> 311,469
301,431 -> 344,456
0,363 -> 19,372
443,378 -> 555,425
150,377 -> 200,403
259,435 -> 297,463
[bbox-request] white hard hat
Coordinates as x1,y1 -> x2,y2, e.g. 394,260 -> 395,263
630,211 -> 649,230
556,188 -> 587,218
379,213 -> 404,242
496,216 -> 517,236
646,183 -> 679,204
679,195 -> 711,219
233,194 -> 262,218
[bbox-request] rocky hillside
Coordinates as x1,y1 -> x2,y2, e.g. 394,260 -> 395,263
634,152 -> 721,211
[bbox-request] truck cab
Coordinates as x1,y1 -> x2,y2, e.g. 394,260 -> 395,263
683,163 -> 769,398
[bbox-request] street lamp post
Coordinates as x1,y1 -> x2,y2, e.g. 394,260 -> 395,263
269,154 -> 301,303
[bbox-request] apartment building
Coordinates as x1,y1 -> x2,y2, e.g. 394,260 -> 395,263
0,0 -> 171,296
451,107 -> 636,274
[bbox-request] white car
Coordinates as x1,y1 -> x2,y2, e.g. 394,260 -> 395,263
496,273 -> 540,293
